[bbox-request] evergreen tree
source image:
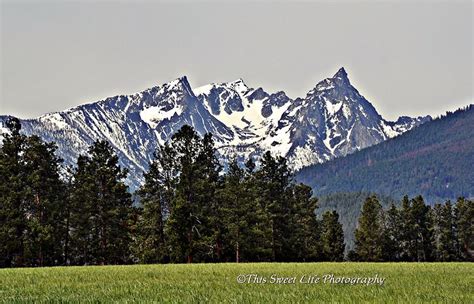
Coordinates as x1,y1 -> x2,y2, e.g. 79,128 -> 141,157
255,151 -> 293,261
410,195 -> 434,261
217,158 -> 265,262
195,133 -> 223,262
240,158 -> 273,262
433,202 -> 457,261
354,195 -> 384,261
289,183 -> 320,261
454,197 -> 473,261
217,159 -> 244,262
0,118 -> 28,267
69,140 -> 133,265
22,135 -> 65,266
62,169 -> 74,265
320,210 -> 345,261
399,195 -> 416,261
7,118 -> 472,266
382,204 -> 403,261
136,143 -> 176,263
0,119 -> 66,267
165,126 -> 205,263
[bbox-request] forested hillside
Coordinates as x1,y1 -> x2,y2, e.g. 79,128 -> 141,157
297,105 -> 474,202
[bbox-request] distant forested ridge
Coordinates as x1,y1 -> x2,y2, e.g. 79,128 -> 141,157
296,105 -> 474,202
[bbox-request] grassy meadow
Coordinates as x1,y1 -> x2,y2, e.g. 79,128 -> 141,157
0,263 -> 472,303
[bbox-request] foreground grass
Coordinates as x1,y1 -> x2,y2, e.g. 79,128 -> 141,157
0,263 -> 472,303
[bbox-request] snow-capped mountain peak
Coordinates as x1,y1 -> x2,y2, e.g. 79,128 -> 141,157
0,68 -> 431,190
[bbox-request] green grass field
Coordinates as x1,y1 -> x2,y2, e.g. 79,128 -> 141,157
0,263 -> 472,303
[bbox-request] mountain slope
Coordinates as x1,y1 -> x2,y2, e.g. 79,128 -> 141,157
0,68 -> 430,190
296,105 -> 474,202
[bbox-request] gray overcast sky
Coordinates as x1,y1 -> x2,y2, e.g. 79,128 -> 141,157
1,1 -> 472,120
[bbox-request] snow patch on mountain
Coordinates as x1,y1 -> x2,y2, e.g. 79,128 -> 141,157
140,105 -> 183,128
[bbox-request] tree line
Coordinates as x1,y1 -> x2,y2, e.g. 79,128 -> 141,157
0,120 -> 346,267
0,119 -> 472,267
351,195 -> 473,262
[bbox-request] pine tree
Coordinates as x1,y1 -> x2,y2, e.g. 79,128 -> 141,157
195,133 -> 223,262
165,125 -> 205,263
410,195 -> 434,261
383,204 -> 403,261
0,119 -> 66,267
433,202 -> 457,261
217,159 -> 242,262
321,210 -> 345,261
255,151 -> 292,261
354,195 -> 384,261
22,135 -> 65,266
0,118 -> 28,267
217,158 -> 259,262
136,143 -> 176,263
454,197 -> 473,261
399,195 -> 416,261
69,140 -> 133,265
240,158 -> 273,262
288,183 -> 320,261
62,169 -> 74,265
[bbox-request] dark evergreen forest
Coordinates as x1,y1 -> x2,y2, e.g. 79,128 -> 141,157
0,118 -> 472,267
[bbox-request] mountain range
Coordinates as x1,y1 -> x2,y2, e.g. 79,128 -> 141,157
0,68 -> 430,190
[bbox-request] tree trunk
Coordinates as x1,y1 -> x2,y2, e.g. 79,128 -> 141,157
101,224 -> 107,265
236,229 -> 240,263
271,219 -> 276,261
64,208 -> 70,265
216,238 -> 223,262
36,193 -> 44,267
236,242 -> 240,263
187,230 -> 193,264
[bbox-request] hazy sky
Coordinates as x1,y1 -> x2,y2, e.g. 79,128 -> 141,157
1,0 -> 472,120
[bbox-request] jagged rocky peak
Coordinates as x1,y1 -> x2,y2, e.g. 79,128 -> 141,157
312,67 -> 351,93
163,76 -> 193,92
136,76 -> 202,129
333,67 -> 349,82
305,67 -> 380,121
283,67 -> 433,170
